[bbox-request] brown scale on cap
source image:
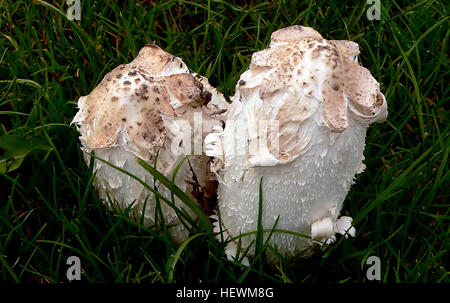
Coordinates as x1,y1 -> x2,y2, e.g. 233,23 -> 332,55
329,40 -> 360,60
164,73 -> 212,108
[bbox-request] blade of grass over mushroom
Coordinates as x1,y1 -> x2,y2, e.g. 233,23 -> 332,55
88,153 -> 198,228
254,177 -> 265,277
137,157 -> 212,230
151,150 -> 171,249
170,155 -> 190,211
155,192 -> 174,257
255,177 -> 264,259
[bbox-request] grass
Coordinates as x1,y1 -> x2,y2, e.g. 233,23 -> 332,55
0,0 -> 448,283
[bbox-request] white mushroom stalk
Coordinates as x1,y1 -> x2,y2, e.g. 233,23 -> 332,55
205,26 -> 387,265
72,45 -> 228,243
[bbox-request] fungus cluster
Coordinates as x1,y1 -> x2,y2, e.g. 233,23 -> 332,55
73,26 -> 387,264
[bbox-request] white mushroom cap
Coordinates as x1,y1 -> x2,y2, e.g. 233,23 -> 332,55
72,44 -> 228,242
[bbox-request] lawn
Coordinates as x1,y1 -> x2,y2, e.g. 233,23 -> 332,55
0,0 -> 448,283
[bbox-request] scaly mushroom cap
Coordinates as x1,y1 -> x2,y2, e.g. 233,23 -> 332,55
242,25 -> 386,131
72,45 -> 228,242
221,25 -> 387,166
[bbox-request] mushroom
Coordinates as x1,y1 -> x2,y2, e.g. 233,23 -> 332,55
205,26 -> 387,265
72,44 -> 228,243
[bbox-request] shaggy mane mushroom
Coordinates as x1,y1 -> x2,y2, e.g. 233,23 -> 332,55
73,44 -> 228,242
205,25 -> 387,265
